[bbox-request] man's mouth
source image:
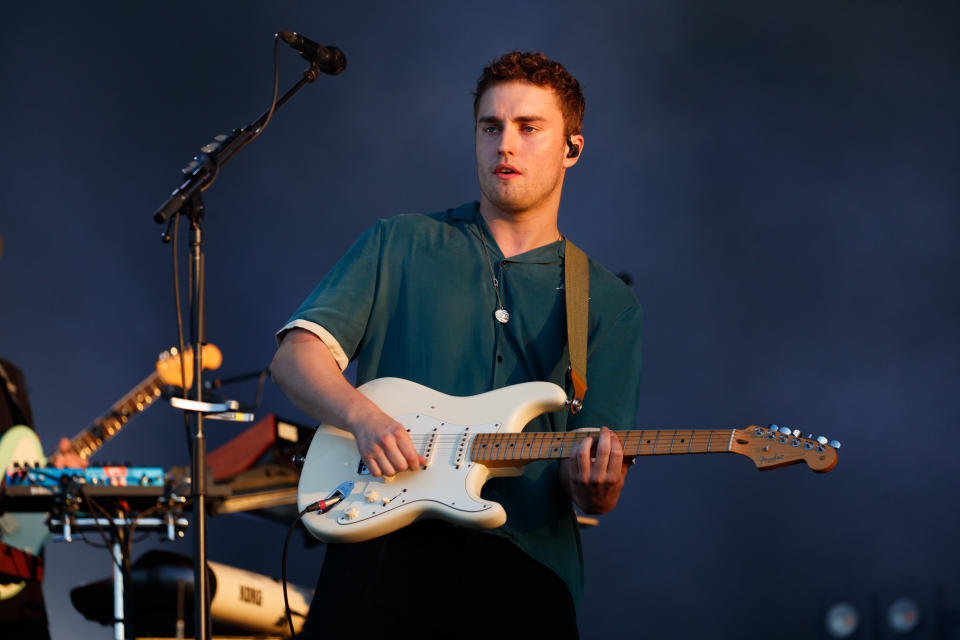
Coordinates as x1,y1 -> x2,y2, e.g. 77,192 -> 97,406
494,164 -> 520,176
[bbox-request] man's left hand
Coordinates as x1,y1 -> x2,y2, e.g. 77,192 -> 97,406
49,437 -> 87,469
559,426 -> 630,514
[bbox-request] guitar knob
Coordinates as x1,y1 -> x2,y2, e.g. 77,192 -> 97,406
778,426 -> 791,435
817,436 -> 828,445
792,429 -> 801,438
364,489 -> 380,503
829,440 -> 842,449
344,507 -> 360,520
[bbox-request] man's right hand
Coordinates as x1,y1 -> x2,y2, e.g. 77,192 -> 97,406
350,411 -> 426,477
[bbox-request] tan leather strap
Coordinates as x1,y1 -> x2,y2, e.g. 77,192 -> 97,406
564,238 -> 589,413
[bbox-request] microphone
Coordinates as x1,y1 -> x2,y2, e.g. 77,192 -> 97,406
277,31 -> 346,75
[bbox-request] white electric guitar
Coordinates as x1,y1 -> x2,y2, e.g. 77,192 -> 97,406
298,377 -> 839,544
0,344 -> 221,600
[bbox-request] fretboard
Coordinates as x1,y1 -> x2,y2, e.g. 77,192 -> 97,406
470,429 -> 736,466
68,372 -> 166,460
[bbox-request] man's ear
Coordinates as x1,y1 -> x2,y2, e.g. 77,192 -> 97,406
563,133 -> 585,167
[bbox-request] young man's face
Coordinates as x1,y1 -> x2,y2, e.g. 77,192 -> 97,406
475,81 -> 582,217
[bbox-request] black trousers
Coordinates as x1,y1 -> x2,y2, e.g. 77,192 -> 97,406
299,520 -> 578,639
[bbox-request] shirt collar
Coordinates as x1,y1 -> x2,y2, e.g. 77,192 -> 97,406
457,201 -> 563,265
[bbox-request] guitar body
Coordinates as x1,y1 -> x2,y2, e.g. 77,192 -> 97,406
298,377 -> 568,544
0,425 -> 49,600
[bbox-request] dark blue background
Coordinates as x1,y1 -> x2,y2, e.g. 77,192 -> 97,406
2,2 -> 958,638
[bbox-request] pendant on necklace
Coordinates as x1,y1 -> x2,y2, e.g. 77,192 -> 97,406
494,309 -> 510,324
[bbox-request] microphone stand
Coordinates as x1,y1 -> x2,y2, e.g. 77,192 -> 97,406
154,54 -> 332,640
154,72 -> 316,227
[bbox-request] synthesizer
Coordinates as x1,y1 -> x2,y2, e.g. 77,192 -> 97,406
2,466 -> 167,512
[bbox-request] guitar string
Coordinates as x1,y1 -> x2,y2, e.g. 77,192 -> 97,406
366,430 -> 802,461
337,430 -> 812,477
401,431 -> 741,447
401,430 -> 737,441
402,435 -> 746,452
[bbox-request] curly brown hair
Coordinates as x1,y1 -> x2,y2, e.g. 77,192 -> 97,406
473,51 -> 585,137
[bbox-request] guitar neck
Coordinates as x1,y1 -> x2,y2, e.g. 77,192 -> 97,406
64,344 -> 221,461
471,429 -> 736,467
68,371 -> 166,460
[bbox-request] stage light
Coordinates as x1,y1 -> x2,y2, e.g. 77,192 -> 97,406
886,597 -> 920,635
825,601 -> 860,638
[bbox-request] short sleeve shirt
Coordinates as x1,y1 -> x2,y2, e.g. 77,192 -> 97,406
281,202 -> 643,601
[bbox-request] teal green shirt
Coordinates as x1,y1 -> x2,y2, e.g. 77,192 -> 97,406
284,202 -> 642,601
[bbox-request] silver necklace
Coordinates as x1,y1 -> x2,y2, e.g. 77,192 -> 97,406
478,226 -> 509,324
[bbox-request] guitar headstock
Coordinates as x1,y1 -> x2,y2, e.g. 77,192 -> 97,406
156,343 -> 223,389
730,425 -> 839,473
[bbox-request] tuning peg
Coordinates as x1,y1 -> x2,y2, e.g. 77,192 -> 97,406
792,429 -> 801,438
829,440 -> 841,448
816,436 -> 828,445
779,426 -> 791,435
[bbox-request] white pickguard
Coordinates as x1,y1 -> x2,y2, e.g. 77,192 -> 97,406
297,377 -> 568,544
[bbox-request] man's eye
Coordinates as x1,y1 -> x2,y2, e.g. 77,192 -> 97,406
483,126 -> 500,134
522,125 -> 537,133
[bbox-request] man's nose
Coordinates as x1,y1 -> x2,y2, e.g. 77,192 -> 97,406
497,125 -> 519,156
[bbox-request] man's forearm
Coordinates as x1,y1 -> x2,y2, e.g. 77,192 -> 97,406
271,328 -> 425,477
270,329 -> 382,429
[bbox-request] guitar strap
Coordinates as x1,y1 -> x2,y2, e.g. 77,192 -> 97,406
564,238 -> 589,413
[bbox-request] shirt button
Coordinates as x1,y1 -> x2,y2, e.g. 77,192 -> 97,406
501,260 -> 508,267
497,355 -> 503,363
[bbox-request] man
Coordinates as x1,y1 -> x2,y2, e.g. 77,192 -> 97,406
272,51 -> 642,637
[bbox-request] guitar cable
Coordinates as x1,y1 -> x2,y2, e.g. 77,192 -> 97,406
168,210 -> 193,458
166,35 -> 283,455
281,501 -> 325,638
158,34 -> 294,638
166,36 -> 284,455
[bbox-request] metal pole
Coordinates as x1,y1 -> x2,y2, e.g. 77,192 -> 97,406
112,539 -> 124,640
190,217 -> 210,640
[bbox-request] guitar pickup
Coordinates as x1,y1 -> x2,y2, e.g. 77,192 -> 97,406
454,428 -> 470,469
422,428 -> 439,469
